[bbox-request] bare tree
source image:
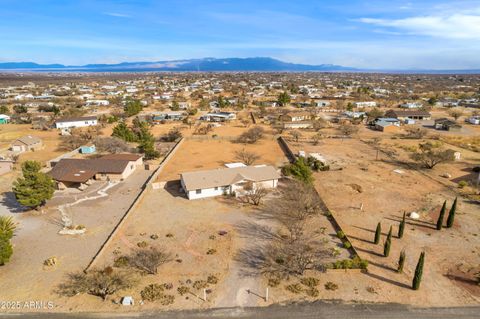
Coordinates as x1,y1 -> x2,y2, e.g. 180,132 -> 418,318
311,133 -> 323,146
94,137 -> 133,153
57,267 -> 137,301
235,149 -> 260,165
240,117 -> 251,128
338,123 -> 359,138
448,109 -> 464,122
312,118 -> 329,131
243,183 -> 268,206
409,142 -> 455,169
237,126 -> 265,144
289,130 -> 302,143
404,126 -> 428,139
128,247 -> 173,275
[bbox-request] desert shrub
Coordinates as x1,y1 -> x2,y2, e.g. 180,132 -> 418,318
268,277 -> 281,287
192,280 -> 208,290
113,256 -> 130,268
305,287 -> 319,297
206,248 -> 217,255
207,275 -> 218,285
458,180 -> 469,188
159,294 -> 175,305
300,277 -> 319,288
336,230 -> 345,239
324,282 -> 338,291
177,286 -> 189,296
331,256 -> 368,269
150,234 -> 159,240
137,241 -> 148,248
285,283 -> 303,294
162,283 -> 173,290
343,241 -> 352,249
141,284 -> 164,301
166,233 -> 174,238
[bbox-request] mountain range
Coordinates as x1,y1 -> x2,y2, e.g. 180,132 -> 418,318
0,57 -> 354,72
0,57 -> 478,73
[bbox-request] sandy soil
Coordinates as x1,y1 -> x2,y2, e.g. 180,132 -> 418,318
282,137 -> 480,306
156,136 -> 288,182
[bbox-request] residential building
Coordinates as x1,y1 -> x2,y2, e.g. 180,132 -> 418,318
50,153 -> 143,189
54,116 -> 98,129
384,110 -> 432,121
200,112 -> 236,122
10,135 -> 43,153
181,165 -> 280,200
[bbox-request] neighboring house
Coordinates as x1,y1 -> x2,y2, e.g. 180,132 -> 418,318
0,114 -> 10,124
434,118 -> 462,131
181,165 -> 280,200
467,116 -> 480,125
278,112 -> 311,122
354,101 -> 377,108
374,118 -> 401,132
152,112 -> 185,123
54,116 -> 98,129
313,100 -> 331,108
400,102 -> 423,109
0,160 -> 13,176
11,135 -> 43,153
283,121 -> 313,129
384,110 -> 432,121
86,100 -> 110,106
200,112 -> 236,122
50,153 -> 143,189
436,98 -> 460,108
342,111 -> 366,119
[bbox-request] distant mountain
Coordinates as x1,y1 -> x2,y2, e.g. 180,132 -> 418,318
0,57 -> 356,72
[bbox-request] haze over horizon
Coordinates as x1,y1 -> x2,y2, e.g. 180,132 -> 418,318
1,0 -> 480,70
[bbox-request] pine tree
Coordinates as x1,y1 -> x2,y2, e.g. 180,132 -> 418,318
0,238 -> 13,265
0,216 -> 16,266
112,121 -> 136,142
12,161 -> 55,209
446,197 -> 457,228
383,226 -> 392,257
436,201 -> 447,230
397,249 -> 406,273
398,212 -> 406,238
374,222 -> 381,244
412,251 -> 425,290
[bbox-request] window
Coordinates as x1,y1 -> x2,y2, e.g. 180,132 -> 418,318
196,189 -> 202,194
214,187 -> 218,191
85,121 -> 88,124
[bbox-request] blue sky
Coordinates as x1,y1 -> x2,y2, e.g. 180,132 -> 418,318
1,0 -> 480,69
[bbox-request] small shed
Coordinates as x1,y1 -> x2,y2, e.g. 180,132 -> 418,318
79,145 -> 96,154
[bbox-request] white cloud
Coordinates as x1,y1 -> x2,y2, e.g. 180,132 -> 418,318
103,12 -> 131,18
358,13 -> 480,39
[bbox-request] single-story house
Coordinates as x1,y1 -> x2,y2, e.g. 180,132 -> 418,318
374,118 -> 401,132
384,110 -> 432,121
181,165 -> 280,200
400,102 -> 423,109
283,121 -> 313,129
55,116 -> 98,129
199,112 -> 236,122
152,112 -> 185,123
314,100 -> 331,108
467,116 -> 480,125
279,112 -> 311,122
50,153 -> 143,189
10,135 -> 43,153
0,114 -> 11,124
434,118 -> 462,131
354,101 -> 377,108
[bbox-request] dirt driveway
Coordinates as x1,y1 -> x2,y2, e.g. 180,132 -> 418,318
0,168 -> 152,309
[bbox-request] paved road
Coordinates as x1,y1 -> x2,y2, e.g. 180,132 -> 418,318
1,301 -> 479,319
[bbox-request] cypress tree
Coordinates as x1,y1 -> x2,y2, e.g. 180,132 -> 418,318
397,249 -> 406,273
374,222 -> 381,244
398,212 -> 406,238
446,197 -> 457,228
412,251 -> 425,290
436,201 -> 447,230
383,226 -> 392,257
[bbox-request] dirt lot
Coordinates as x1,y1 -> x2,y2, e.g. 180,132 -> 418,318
284,136 -> 480,306
0,124 -> 64,165
156,135 -> 287,182
0,169 -> 152,311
